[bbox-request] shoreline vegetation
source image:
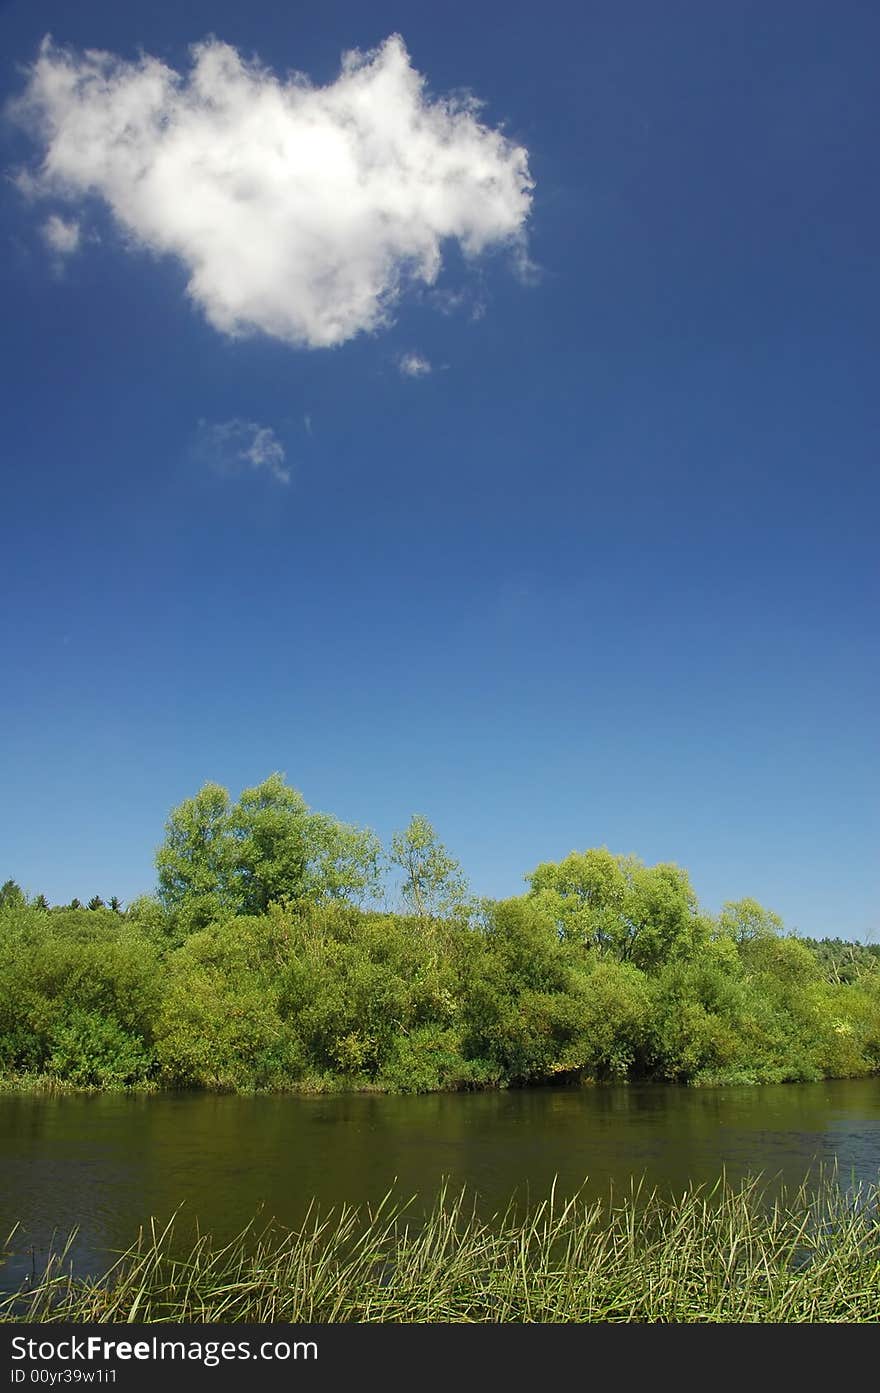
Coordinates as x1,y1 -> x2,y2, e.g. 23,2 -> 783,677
2,774 -> 879,1096
3,1173 -> 879,1323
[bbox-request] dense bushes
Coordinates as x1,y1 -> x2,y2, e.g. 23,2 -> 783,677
0,907 -> 160,1086
2,891 -> 879,1094
2,829 -> 879,1094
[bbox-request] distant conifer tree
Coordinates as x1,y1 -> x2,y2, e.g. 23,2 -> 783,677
0,879 -> 26,910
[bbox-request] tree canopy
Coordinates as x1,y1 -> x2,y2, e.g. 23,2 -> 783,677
526,848 -> 708,970
0,880 -> 26,911
389,815 -> 468,921
156,773 -> 381,930
3,785 -> 879,1095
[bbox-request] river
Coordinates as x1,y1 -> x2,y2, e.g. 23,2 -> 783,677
2,1079 -> 879,1291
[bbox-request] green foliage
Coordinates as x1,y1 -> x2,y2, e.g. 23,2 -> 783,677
647,944 -> 757,1082
575,960 -> 652,1078
1,880 -> 27,910
389,815 -> 469,921
0,906 -> 160,1087
526,849 -> 708,970
380,1026 -> 497,1093
47,1008 -> 153,1087
803,936 -> 880,985
156,774 -> 380,932
3,819 -> 880,1094
715,897 -> 784,944
154,909 -> 304,1089
457,899 -> 653,1081
457,900 -> 577,1079
125,894 -> 176,942
155,781 -> 236,932
278,903 -> 462,1082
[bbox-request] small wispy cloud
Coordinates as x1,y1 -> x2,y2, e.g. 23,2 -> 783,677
195,419 -> 290,484
398,351 -> 432,378
427,285 -> 485,321
42,213 -> 80,255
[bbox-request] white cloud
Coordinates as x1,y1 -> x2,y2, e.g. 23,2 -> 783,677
398,351 -> 432,378
42,212 -> 80,254
13,34 -> 533,349
196,419 -> 290,484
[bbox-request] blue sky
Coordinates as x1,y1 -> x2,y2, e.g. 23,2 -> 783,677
1,0 -> 877,937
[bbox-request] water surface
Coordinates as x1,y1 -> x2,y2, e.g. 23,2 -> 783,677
2,1079 -> 879,1289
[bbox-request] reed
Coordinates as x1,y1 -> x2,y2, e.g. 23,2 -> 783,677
3,1172 -> 879,1323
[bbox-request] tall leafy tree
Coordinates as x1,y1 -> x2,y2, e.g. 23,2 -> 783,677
156,782 -> 234,931
527,848 -> 706,971
228,773 -> 381,913
227,775 -> 312,914
389,815 -> 468,921
715,898 -> 784,945
156,774 -> 380,930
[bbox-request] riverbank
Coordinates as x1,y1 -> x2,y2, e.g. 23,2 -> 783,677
1,1069 -> 880,1103
3,1172 -> 878,1323
3,1064 -> 879,1098
4,898 -> 880,1096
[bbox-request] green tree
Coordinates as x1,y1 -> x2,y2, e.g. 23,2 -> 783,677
156,781 -> 234,932
715,898 -> 784,945
87,895 -> 105,911
154,913 -> 301,1089
0,880 -> 26,911
156,774 -> 381,931
0,905 -> 160,1086
277,901 -> 468,1089
126,894 -> 172,936
229,773 -> 380,913
527,849 -> 706,971
457,896 -> 585,1081
389,816 -> 468,921
32,894 -> 50,911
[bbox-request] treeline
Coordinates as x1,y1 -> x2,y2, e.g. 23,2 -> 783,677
1,775 -> 878,1093
0,882 -> 124,913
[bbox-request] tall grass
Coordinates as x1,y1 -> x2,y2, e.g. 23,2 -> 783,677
3,1172 -> 879,1323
